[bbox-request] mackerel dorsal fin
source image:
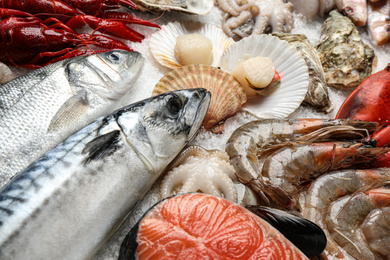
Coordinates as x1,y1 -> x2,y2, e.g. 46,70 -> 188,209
82,130 -> 121,164
47,90 -> 89,133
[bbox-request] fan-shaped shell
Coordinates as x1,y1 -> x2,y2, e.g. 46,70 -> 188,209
218,34 -> 309,119
150,22 -> 234,69
152,64 -> 247,133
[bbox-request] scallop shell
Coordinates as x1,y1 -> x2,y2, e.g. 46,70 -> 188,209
150,21 -> 234,69
133,0 -> 213,15
152,64 -> 247,133
160,145 -> 238,202
218,34 -> 309,118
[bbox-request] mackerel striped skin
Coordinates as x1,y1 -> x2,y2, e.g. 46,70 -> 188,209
0,89 -> 210,260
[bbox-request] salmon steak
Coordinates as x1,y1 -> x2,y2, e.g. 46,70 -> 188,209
119,193 -> 309,259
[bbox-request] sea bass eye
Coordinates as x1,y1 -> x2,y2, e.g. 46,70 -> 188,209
107,52 -> 121,62
167,97 -> 182,116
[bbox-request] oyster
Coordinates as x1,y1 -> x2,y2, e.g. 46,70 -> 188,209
316,10 -> 377,89
149,22 -> 234,69
160,145 -> 238,202
152,64 -> 247,133
132,0 -> 213,15
218,34 -> 309,119
273,33 -> 333,113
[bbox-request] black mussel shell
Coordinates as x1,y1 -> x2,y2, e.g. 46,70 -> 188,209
246,205 -> 327,258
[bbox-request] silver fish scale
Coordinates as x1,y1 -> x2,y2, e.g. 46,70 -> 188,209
0,117 -> 101,225
0,66 -> 72,174
0,51 -> 144,187
0,89 -> 210,260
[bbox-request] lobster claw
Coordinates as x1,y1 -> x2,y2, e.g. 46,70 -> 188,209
336,64 -> 390,124
336,64 -> 390,167
66,15 -> 146,42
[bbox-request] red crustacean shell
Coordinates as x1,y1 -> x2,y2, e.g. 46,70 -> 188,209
336,63 -> 390,124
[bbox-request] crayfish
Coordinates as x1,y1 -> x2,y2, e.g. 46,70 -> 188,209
0,0 -> 160,68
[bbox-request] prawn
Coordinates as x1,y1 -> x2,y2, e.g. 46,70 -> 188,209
226,119 -> 381,206
327,187 -> 390,259
259,142 -> 389,208
303,168 -> 390,259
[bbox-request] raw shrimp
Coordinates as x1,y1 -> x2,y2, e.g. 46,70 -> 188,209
226,119 -> 380,206
327,187 -> 390,259
304,168 -> 390,259
259,142 -> 389,208
360,207 -> 390,258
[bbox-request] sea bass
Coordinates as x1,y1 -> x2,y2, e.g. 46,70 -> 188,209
0,50 -> 144,187
0,88 -> 210,260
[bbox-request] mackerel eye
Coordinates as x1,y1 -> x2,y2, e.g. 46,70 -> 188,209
167,97 -> 182,116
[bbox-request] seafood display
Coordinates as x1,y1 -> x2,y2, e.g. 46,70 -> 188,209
152,64 -> 247,133
149,22 -> 234,69
216,0 -> 294,40
0,2 -> 389,260
218,34 -> 309,118
0,0 -> 159,67
304,169 -> 390,259
119,193 -> 310,259
0,89 -> 210,260
316,10 -> 377,89
131,0 -> 214,15
159,145 -> 238,202
225,118 -> 385,207
0,50 -> 144,187
288,0 -> 390,45
272,33 -> 332,112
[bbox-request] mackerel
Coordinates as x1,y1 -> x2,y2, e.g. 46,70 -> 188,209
0,88 -> 210,260
0,50 -> 144,186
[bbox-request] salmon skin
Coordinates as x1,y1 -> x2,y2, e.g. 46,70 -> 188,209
0,50 -> 144,187
119,193 -> 309,260
0,89 -> 210,260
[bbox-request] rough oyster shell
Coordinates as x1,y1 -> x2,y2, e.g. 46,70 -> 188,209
132,0 -> 213,15
149,21 -> 234,69
316,10 -> 377,89
273,33 -> 333,113
160,145 -> 238,202
218,34 -> 309,118
152,64 -> 247,133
